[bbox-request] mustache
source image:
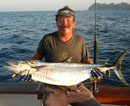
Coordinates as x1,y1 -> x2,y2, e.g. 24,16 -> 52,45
60,25 -> 71,29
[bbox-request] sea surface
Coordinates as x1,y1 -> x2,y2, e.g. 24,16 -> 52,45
0,10 -> 130,87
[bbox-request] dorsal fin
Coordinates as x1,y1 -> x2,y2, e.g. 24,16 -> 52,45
63,56 -> 73,63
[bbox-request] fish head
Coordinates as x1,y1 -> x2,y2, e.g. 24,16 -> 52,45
3,61 -> 32,73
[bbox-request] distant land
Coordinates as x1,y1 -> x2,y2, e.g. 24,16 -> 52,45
88,2 -> 130,10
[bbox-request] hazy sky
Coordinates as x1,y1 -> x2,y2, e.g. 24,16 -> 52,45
0,0 -> 130,12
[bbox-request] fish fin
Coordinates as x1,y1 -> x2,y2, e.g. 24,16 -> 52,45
113,69 -> 129,86
31,65 -> 47,71
113,48 -> 130,65
62,56 -> 73,63
112,48 -> 130,86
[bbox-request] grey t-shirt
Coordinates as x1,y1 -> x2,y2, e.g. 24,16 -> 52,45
37,31 -> 89,63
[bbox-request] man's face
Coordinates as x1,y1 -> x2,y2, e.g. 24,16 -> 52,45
56,15 -> 75,35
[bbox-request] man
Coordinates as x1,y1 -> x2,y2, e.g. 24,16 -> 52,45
30,6 -> 101,106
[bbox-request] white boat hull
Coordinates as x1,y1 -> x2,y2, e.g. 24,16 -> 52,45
0,94 -> 41,106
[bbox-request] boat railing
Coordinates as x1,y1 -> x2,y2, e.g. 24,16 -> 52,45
0,82 -> 130,105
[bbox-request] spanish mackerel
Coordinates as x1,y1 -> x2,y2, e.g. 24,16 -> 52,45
3,49 -> 130,86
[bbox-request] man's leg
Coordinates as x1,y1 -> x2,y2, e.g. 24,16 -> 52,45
42,87 -> 69,106
71,99 -> 101,106
67,83 -> 101,106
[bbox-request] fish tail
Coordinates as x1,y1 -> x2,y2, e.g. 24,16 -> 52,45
112,48 -> 130,86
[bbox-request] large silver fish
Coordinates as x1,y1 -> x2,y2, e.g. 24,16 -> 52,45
3,49 -> 130,86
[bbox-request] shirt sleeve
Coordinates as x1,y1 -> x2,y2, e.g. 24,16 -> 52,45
37,35 -> 48,57
81,39 -> 90,61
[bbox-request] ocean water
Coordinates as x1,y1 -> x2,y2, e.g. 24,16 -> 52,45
0,10 -> 130,87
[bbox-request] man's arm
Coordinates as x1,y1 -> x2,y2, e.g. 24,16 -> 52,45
81,58 -> 94,64
29,53 -> 42,61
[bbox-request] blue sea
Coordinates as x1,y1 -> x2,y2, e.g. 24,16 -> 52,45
0,10 -> 130,87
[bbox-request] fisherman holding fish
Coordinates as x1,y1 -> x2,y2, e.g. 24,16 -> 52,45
3,5 -> 129,106
3,4 -> 130,106
29,6 -> 101,106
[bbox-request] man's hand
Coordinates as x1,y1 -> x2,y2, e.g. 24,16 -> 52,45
12,73 -> 18,78
19,69 -> 32,82
89,68 -> 104,82
81,58 -> 94,64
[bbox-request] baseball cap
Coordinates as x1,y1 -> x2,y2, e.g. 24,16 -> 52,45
56,6 -> 75,17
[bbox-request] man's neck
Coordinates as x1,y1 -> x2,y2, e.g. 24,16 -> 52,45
58,32 -> 73,42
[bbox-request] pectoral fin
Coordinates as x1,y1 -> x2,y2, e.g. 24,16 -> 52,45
31,65 -> 47,71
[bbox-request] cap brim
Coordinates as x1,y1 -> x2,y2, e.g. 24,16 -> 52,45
56,13 -> 74,17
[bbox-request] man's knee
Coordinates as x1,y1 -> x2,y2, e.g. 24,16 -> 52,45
43,87 -> 69,106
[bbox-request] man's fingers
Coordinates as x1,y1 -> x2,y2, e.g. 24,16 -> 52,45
12,73 -> 18,78
94,68 -> 104,77
19,69 -> 32,81
91,68 -> 104,79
